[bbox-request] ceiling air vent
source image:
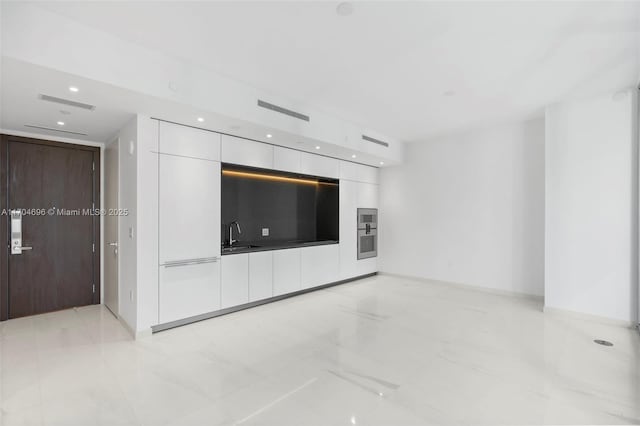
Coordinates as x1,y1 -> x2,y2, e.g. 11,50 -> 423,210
24,124 -> 88,136
257,100 -> 309,122
38,94 -> 96,111
362,134 -> 389,147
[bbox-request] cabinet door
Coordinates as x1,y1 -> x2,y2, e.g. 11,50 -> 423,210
273,146 -> 301,174
221,134 -> 273,169
159,155 -> 220,264
357,182 -> 379,209
300,152 -> 339,178
339,180 -> 359,280
273,249 -> 301,296
301,245 -> 340,289
159,260 -> 221,323
221,254 -> 249,308
159,121 -> 221,161
249,251 -> 273,302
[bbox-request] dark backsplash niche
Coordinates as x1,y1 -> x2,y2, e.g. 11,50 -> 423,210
221,164 -> 339,245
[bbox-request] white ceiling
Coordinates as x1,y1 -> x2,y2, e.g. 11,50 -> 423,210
12,1 -> 640,142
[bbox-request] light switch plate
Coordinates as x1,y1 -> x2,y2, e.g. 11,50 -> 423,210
262,228 -> 269,237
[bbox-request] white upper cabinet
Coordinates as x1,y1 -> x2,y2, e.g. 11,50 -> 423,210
158,121 -> 221,161
300,152 -> 339,178
339,160 -> 378,184
222,134 -> 273,169
357,182 -> 379,209
358,165 -> 379,185
159,155 -> 221,264
273,146 -> 301,174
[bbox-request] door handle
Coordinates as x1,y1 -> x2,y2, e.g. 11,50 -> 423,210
108,242 -> 118,247
19,246 -> 32,251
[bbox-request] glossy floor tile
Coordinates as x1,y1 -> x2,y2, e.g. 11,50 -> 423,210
1,275 -> 639,425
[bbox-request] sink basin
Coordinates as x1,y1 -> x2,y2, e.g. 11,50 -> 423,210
222,244 -> 261,252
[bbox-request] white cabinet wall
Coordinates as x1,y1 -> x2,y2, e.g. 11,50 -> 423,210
300,152 -> 340,178
222,134 -> 273,169
273,249 -> 301,296
159,121 -> 220,161
157,122 -> 222,325
249,251 -> 273,302
153,120 -> 379,326
273,146 -> 301,174
301,245 -> 340,289
221,254 -> 249,308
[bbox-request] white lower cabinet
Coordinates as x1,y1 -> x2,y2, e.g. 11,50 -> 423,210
273,249 -> 301,296
221,254 -> 249,309
159,260 -> 221,324
301,245 -> 340,289
249,251 -> 273,302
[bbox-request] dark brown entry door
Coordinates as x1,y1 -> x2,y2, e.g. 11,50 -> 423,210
1,135 -> 100,320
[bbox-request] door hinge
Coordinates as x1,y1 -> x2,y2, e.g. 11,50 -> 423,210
92,243 -> 95,253
92,284 -> 95,293
92,161 -> 95,172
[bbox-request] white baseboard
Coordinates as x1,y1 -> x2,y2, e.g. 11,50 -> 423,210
378,271 -> 544,302
543,306 -> 636,329
117,316 -> 152,340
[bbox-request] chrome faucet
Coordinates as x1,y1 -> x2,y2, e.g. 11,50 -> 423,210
229,221 -> 242,247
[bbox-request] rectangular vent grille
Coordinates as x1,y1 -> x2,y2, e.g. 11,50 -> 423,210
24,124 -> 88,136
38,94 -> 96,111
257,100 -> 309,122
362,134 -> 389,147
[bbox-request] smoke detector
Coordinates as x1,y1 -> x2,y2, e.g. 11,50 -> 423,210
336,2 -> 353,16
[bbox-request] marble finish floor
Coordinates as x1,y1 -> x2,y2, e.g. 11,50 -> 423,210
1,274 -> 639,425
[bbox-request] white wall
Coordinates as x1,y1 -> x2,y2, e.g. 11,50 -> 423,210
545,89 -> 638,323
379,119 -> 545,296
116,118 -> 138,331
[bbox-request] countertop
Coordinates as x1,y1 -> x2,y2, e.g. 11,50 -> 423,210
222,239 -> 339,255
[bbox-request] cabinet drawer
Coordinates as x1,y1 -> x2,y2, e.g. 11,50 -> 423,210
159,260 -> 221,324
159,121 -> 221,160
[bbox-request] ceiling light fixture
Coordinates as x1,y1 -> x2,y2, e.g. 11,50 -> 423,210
197,117 -> 204,122
380,161 -> 384,165
68,86 -> 79,93
266,134 -> 273,138
57,121 -> 65,126
351,154 -> 357,158
336,2 -> 354,16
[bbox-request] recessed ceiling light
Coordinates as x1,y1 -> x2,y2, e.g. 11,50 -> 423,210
197,117 -> 204,122
57,121 -> 65,126
266,134 -> 273,138
351,154 -> 357,158
315,146 -> 321,150
380,161 -> 384,165
68,86 -> 79,93
336,2 -> 354,16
